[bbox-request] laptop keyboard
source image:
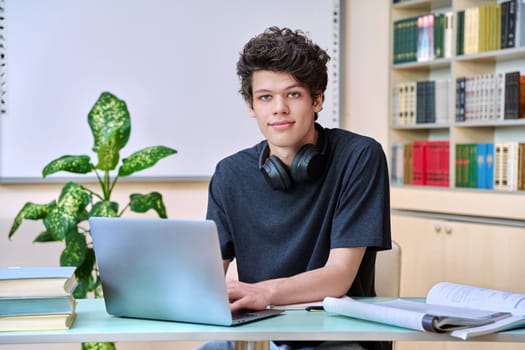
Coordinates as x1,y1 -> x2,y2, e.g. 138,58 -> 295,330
232,309 -> 277,320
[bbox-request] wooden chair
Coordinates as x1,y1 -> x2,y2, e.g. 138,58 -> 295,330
374,240 -> 402,297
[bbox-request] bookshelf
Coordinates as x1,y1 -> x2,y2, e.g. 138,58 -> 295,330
389,2 -> 525,349
390,0 -> 525,214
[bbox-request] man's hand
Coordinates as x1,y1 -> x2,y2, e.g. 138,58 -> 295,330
224,247 -> 366,312
226,279 -> 274,312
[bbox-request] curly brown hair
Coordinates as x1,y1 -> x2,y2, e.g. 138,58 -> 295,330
236,27 -> 330,108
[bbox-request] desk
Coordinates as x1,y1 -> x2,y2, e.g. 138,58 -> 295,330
1,299 -> 524,347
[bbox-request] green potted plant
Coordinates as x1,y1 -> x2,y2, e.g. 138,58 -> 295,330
7,91 -> 177,349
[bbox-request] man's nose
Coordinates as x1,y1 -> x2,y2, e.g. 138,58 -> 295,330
273,96 -> 289,115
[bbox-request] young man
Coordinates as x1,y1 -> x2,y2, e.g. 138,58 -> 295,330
204,27 -> 391,350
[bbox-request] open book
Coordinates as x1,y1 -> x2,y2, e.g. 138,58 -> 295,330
323,282 -> 525,340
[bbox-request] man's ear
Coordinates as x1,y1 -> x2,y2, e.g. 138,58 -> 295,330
313,93 -> 324,112
246,101 -> 257,117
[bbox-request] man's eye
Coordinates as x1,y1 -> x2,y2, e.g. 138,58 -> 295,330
259,95 -> 271,101
288,92 -> 300,98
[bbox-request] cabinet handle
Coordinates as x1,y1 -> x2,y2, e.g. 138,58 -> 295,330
445,226 -> 452,234
434,225 -> 442,233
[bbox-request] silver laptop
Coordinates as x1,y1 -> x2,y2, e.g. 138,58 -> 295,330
89,217 -> 283,326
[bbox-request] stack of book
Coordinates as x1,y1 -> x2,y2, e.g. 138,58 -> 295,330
0,266 -> 77,331
455,70 -> 525,122
456,0 -> 525,55
392,11 -> 453,64
392,79 -> 450,126
455,142 -> 525,191
391,140 -> 450,188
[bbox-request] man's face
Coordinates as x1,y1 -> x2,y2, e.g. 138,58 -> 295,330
247,70 -> 323,159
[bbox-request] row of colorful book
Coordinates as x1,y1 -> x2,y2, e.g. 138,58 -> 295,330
456,71 -> 525,122
393,11 -> 453,64
456,142 -> 525,191
392,79 -> 449,126
0,266 -> 77,331
393,0 -> 525,65
392,141 -> 525,191
391,141 -> 450,187
457,0 -> 525,56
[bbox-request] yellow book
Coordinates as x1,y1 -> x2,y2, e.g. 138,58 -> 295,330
494,3 -> 501,51
0,312 -> 76,332
478,4 -> 487,52
473,6 -> 480,54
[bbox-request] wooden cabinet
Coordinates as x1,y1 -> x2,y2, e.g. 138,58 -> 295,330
392,212 -> 525,350
392,213 -> 525,296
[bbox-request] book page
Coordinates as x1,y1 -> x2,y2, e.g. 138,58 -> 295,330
450,315 -> 525,340
323,297 -> 427,332
380,299 -> 507,319
427,282 -> 525,314
323,295 -> 516,336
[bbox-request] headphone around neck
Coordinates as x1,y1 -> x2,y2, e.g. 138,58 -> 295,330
259,123 -> 328,191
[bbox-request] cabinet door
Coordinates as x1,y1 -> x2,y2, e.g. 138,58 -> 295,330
393,214 -> 525,295
443,220 -> 525,294
392,214 -> 525,350
392,214 -> 447,297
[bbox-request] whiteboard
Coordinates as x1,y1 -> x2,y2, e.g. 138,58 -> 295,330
0,0 -> 342,181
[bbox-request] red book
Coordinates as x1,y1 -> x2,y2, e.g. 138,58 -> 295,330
439,141 -> 450,187
412,140 -> 428,185
423,141 -> 450,187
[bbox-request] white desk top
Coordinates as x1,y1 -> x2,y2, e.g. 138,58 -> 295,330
1,299 -> 525,344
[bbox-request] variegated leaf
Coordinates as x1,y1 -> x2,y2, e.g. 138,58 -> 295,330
73,247 -> 96,298
44,183 -> 91,240
42,155 -> 93,177
88,92 -> 130,153
118,146 -> 177,177
73,276 -> 90,299
60,230 -> 87,267
44,206 -> 77,241
129,192 -> 167,218
57,182 -> 91,210
8,201 -> 56,239
89,201 -> 119,217
34,230 -> 59,242
95,130 -> 121,171
82,342 -> 116,350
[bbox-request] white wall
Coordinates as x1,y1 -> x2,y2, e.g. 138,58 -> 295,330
0,1 -> 389,349
344,0 -> 390,150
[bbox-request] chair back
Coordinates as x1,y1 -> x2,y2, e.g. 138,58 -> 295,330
375,240 -> 402,297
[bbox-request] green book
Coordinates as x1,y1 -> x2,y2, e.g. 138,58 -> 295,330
456,10 -> 465,55
393,17 -> 419,63
467,143 -> 478,188
434,13 -> 445,58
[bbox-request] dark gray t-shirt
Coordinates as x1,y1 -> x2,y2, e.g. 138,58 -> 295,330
206,125 -> 391,298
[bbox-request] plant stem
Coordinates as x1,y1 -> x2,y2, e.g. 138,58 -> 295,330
81,185 -> 103,201
102,171 -> 111,201
109,175 -> 119,195
118,204 -> 129,217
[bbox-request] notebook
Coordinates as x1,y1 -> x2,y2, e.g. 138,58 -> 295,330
89,217 -> 283,326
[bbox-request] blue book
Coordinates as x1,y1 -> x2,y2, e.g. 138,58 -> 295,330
485,143 -> 495,189
477,144 -> 487,189
0,295 -> 75,316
